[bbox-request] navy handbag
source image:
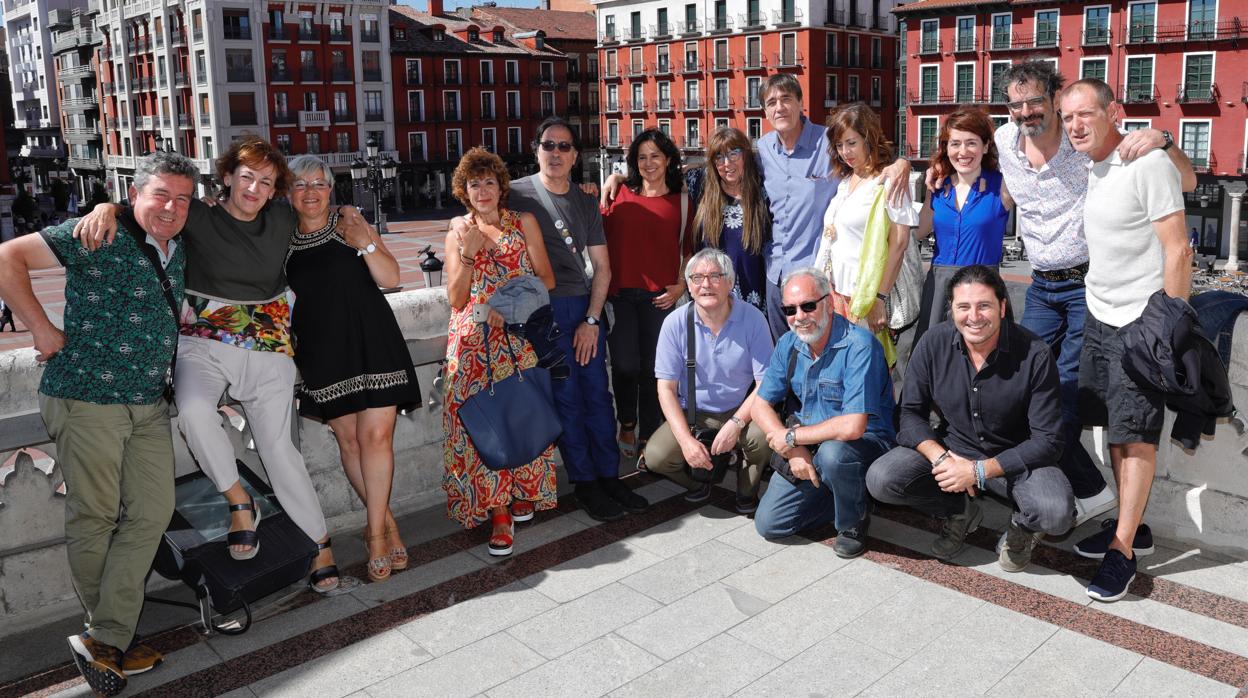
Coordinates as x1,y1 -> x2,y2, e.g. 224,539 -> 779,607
459,324 -> 563,470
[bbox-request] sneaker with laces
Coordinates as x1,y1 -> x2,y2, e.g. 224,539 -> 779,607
599,477 -> 650,513
999,520 -> 1044,573
734,494 -> 758,515
68,633 -> 126,696
931,497 -> 982,560
574,480 -> 626,522
1087,548 -> 1137,602
1074,519 -> 1154,560
683,483 -> 711,503
833,515 -> 870,559
1074,486 -> 1118,527
121,642 -> 163,675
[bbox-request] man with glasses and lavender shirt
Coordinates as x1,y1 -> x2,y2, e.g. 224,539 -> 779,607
984,60 -> 1195,526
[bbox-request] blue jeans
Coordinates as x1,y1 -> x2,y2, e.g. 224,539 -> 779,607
1021,275 -> 1106,498
550,294 -> 620,482
754,435 -> 891,538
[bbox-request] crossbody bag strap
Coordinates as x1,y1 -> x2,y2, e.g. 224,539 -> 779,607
121,220 -> 180,398
685,302 -> 696,428
531,179 -> 593,292
783,345 -> 800,420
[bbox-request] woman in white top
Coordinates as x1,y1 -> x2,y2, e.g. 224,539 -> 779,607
815,103 -> 919,334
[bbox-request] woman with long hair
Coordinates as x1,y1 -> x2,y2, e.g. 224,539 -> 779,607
910,108 -> 1013,347
602,128 -> 692,458
815,103 -> 919,335
692,127 -> 770,313
443,147 -> 558,557
283,155 -> 421,583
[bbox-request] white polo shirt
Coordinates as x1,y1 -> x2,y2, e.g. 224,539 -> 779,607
1083,148 -> 1184,327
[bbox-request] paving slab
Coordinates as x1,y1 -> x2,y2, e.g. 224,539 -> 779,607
987,628 -> 1143,697
521,540 -> 663,603
505,583 -> 662,660
485,634 -> 661,698
626,506 -> 752,559
466,513 -> 590,565
616,583 -> 769,661
734,631 -> 902,697
353,550 -> 489,608
397,581 -> 557,657
620,539 -> 759,604
1108,657 -> 1239,697
729,558 -> 915,661
714,525 -> 793,559
719,538 -> 853,603
839,577 -> 985,659
608,634 -> 782,698
248,629 -> 432,698
364,633 -> 544,698
208,590 -> 371,661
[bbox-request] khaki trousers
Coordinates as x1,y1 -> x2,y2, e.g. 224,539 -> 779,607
41,395 -> 175,650
643,408 -> 771,497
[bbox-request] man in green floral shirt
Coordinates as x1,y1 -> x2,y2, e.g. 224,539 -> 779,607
0,152 -> 198,696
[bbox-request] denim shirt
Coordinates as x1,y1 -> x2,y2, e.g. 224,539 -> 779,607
758,117 -> 838,284
757,313 -> 896,442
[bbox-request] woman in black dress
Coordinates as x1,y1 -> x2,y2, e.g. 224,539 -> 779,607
285,155 -> 421,583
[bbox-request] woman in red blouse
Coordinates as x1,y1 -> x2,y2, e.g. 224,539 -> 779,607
602,128 -> 692,459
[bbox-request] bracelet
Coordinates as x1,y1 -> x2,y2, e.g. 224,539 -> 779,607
932,450 -> 950,467
729,415 -> 745,428
876,292 -> 889,303
974,460 -> 986,490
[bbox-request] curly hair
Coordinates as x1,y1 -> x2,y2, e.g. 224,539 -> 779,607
929,108 -> 1000,187
826,102 -> 893,179
451,147 -> 511,212
215,136 -> 292,199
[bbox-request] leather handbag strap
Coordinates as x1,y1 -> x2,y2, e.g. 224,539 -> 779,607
685,302 -> 696,428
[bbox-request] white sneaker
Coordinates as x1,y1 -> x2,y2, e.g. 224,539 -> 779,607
1074,486 -> 1118,527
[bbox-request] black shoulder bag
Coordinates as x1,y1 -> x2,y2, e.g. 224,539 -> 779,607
684,303 -> 739,484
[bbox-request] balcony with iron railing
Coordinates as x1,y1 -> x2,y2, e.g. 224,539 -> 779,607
139,115 -> 155,130
680,135 -> 702,150
365,110 -> 385,122
480,74 -> 496,86
908,89 -> 953,106
953,35 -> 976,53
363,69 -> 382,82
273,111 -> 297,125
298,110 -> 329,128
101,81 -> 114,95
173,72 -> 188,88
299,28 -> 319,42
360,30 -> 380,43
650,22 -> 672,38
197,72 -> 208,86
334,109 -> 355,123
223,27 -> 250,41
227,68 -> 254,83
745,96 -> 763,110
300,66 -> 322,81
624,26 -> 646,42
58,64 -> 94,81
171,28 -> 186,46
653,60 -> 672,76
654,97 -> 674,112
177,113 -> 192,129
990,31 -> 1060,51
1188,151 -> 1216,173
1177,82 -> 1218,104
199,113 -> 211,126
677,19 -> 702,35
742,53 -> 768,70
825,9 -> 846,26
605,100 -> 621,113
154,32 -> 163,49
599,29 -> 619,45
440,73 -> 463,86
231,111 -> 257,125
193,27 -> 204,43
1121,83 -> 1160,104
707,15 -> 734,33
406,70 -> 424,85
158,74 -> 168,89
711,96 -> 734,111
1082,27 -> 1111,46
480,105 -> 496,119
679,58 -> 702,73
506,105 -> 521,119
739,12 -> 765,30
772,7 -> 802,26
159,116 -> 170,129
329,28 -> 351,42
61,96 -> 97,111
918,37 -> 941,55
774,51 -> 803,68
1131,18 -> 1245,44
626,62 -> 647,77
100,45 -> 112,60
711,56 -> 734,72
678,98 -> 701,111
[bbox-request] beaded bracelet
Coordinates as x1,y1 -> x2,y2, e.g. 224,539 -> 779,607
974,460 -> 986,491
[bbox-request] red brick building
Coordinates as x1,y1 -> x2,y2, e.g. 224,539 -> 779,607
389,2 -> 572,204
893,0 -> 1248,258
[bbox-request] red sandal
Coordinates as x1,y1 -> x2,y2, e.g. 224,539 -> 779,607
488,510 -> 513,557
511,500 -> 535,522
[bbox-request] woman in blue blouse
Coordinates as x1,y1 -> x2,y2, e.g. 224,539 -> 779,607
912,108 -> 1013,347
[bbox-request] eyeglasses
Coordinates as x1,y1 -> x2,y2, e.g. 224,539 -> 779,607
292,179 -> 332,191
779,294 -> 828,317
538,140 -> 575,152
1005,96 -> 1047,113
688,272 -> 727,285
713,148 -> 744,165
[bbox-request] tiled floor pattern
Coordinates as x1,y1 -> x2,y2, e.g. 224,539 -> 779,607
10,473 -> 1248,698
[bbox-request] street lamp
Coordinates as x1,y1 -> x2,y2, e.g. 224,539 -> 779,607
350,137 -> 398,236
419,244 -> 444,287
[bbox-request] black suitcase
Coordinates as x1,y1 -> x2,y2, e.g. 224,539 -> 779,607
150,461 -> 318,634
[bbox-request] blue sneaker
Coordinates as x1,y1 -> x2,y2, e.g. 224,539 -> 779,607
1087,549 -> 1137,602
1074,519 -> 1154,559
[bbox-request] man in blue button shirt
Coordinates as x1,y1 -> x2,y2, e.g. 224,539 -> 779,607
752,268 -> 895,558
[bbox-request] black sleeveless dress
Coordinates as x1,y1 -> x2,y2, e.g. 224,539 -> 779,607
285,212 -> 421,420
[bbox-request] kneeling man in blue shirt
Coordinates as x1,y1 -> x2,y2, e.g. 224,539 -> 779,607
752,268 -> 895,558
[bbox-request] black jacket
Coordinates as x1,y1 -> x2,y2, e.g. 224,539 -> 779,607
1121,291 -> 1235,449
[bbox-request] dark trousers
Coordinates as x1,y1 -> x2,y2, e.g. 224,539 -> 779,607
550,294 -> 620,482
1021,275 -> 1107,498
866,445 -> 1075,535
606,288 -> 672,440
0,306 -> 14,332
764,276 -> 790,342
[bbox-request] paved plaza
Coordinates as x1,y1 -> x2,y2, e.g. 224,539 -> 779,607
3,468 -> 1248,698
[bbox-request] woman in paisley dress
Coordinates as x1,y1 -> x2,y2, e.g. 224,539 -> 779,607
443,147 -> 558,556
284,155 -> 421,583
689,127 -> 770,315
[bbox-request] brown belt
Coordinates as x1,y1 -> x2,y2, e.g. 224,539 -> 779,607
1033,263 -> 1088,282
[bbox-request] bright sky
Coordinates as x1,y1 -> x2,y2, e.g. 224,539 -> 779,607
397,0 -> 541,11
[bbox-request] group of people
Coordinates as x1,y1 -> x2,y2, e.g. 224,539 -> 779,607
0,57 -> 1205,696
442,62 -> 1198,603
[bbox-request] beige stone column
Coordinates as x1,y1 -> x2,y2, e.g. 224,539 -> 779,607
1227,191 -> 1243,273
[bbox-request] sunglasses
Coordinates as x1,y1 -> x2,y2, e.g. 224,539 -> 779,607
1005,95 -> 1047,113
538,140 -> 575,152
714,148 -> 744,165
779,294 -> 828,317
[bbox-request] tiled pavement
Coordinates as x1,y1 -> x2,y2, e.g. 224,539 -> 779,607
7,470 -> 1248,698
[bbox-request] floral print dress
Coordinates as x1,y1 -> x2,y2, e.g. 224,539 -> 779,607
443,209 -> 558,528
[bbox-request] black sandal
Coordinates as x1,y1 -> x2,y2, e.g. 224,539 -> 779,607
308,539 -> 340,594
227,498 -> 261,561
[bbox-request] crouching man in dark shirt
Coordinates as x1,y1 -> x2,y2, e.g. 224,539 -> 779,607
867,265 -> 1074,571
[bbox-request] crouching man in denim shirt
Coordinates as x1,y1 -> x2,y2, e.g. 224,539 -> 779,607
751,268 -> 895,558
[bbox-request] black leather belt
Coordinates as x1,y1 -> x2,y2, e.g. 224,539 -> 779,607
1033,263 -> 1088,282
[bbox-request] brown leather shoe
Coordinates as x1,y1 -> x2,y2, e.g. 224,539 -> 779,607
122,642 -> 164,675
67,633 -> 127,696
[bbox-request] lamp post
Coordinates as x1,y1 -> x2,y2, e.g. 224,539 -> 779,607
419,244 -> 444,287
350,137 -> 398,236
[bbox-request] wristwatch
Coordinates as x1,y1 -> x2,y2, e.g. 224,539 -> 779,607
357,242 -> 377,256
729,415 -> 745,428
584,315 -> 600,326
785,427 -> 797,449
1161,130 -> 1174,151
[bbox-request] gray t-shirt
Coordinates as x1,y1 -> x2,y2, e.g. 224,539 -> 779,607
508,175 -> 606,298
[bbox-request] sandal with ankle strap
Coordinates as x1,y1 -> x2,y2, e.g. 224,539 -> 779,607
363,532 -> 392,582
386,526 -> 409,571
308,539 -> 341,594
227,498 -> 261,561
488,511 -> 513,557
